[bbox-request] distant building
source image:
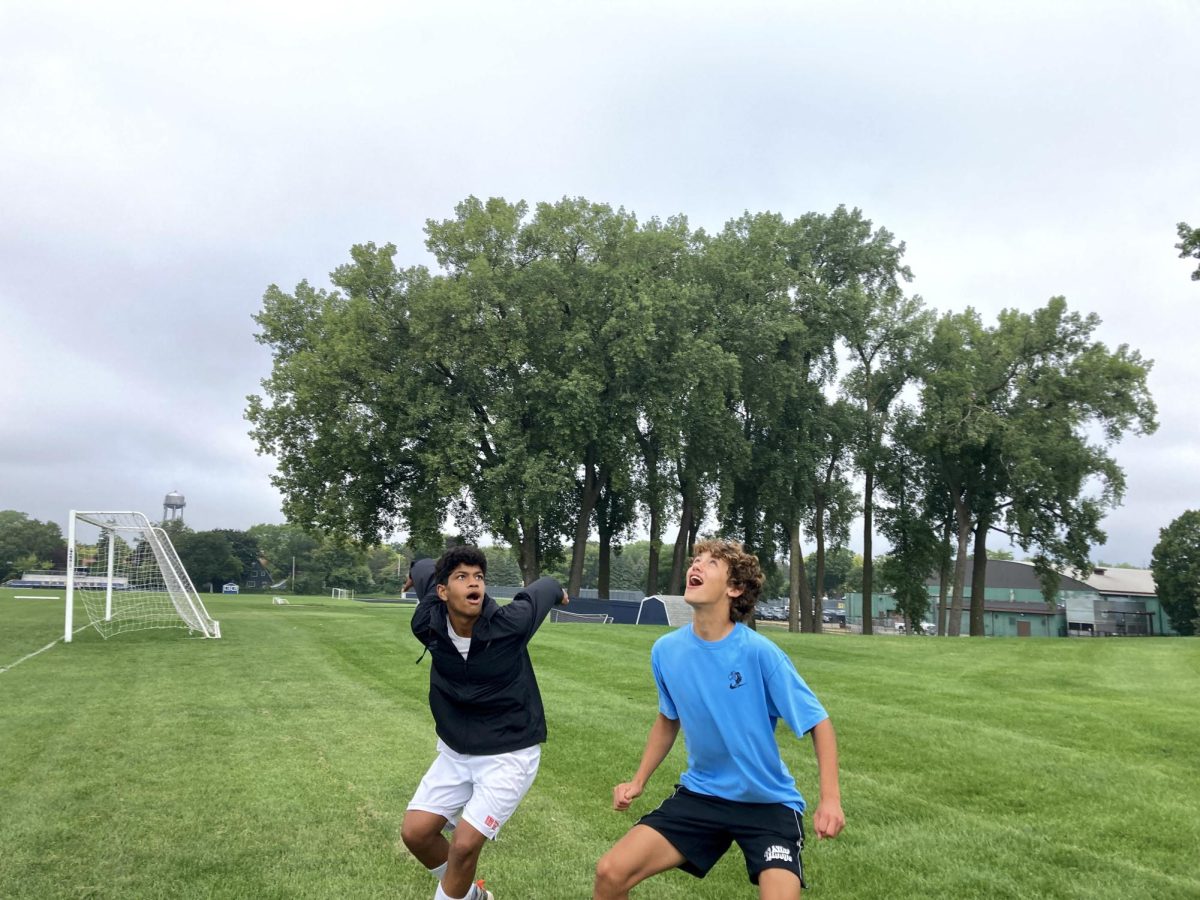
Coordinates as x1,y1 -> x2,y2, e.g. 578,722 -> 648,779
839,558 -> 1177,637
4,570 -> 130,590
241,557 -> 274,590
1073,565 -> 1168,637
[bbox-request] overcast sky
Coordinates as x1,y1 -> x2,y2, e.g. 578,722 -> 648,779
2,0 -> 1196,566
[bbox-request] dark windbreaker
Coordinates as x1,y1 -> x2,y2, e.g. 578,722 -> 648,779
410,557 -> 563,755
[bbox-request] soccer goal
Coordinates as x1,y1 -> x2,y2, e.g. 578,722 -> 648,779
331,588 -> 354,600
272,596 -> 290,605
549,609 -> 613,624
64,510 -> 221,641
636,594 -> 694,627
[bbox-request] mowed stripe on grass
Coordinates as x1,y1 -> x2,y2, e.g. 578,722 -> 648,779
1,589 -> 1197,899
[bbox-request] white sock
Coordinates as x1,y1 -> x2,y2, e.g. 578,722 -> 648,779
434,883 -> 470,900
427,862 -> 447,880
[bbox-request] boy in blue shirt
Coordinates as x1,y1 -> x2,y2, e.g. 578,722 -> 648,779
594,539 -> 844,899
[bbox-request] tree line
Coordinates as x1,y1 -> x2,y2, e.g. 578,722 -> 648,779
245,195 -> 1163,636
0,514 -> 400,597
0,505 -> 871,605
4,503 -> 1195,634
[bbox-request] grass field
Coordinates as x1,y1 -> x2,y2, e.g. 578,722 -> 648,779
2,588 -> 1197,899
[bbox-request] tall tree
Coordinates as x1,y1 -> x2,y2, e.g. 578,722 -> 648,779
247,523 -> 322,591
247,243 -> 435,545
516,198 -> 641,594
803,400 -> 861,632
876,408 -> 944,632
700,211 -> 840,628
173,530 -> 241,591
419,197 -> 579,583
1176,221 -> 1200,281
617,221 -> 741,595
841,286 -> 931,635
917,299 -> 1157,635
214,530 -> 262,586
594,469 -> 637,599
1149,511 -> 1199,635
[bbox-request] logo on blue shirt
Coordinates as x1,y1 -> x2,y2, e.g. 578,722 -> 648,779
729,671 -> 744,690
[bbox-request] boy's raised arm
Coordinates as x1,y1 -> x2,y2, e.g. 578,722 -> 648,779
408,558 -> 439,640
508,576 -> 569,633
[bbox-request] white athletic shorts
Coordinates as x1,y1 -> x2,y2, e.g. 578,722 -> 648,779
407,739 -> 542,840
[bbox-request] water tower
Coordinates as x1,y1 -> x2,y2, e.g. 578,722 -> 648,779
163,490 -> 186,523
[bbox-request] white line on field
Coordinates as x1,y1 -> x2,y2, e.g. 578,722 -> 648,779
0,624 -> 90,674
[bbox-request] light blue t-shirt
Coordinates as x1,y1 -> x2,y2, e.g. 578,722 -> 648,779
651,622 -> 828,812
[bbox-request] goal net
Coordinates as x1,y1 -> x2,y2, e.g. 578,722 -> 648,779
549,609 -> 613,624
635,594 -> 694,627
331,588 -> 354,600
660,595 -> 694,627
65,510 -> 221,641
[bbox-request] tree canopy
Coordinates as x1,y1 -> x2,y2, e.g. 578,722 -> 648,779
246,195 -> 1158,634
0,511 -> 65,581
1176,221 -> 1200,281
1150,510 -> 1200,636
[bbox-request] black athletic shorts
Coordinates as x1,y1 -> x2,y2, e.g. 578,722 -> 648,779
637,785 -> 806,887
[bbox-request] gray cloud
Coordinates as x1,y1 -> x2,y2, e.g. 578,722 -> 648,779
2,1 -> 1197,564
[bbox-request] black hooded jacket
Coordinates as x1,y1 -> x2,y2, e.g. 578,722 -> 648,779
410,557 -> 564,755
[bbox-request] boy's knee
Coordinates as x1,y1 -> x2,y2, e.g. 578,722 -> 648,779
399,821 -> 420,852
448,827 -> 487,861
594,850 -> 627,892
400,816 -> 435,852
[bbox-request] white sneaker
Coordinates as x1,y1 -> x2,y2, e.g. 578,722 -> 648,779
472,880 -> 494,900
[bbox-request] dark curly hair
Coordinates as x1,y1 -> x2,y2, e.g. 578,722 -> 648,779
691,539 -> 763,623
435,545 -> 488,585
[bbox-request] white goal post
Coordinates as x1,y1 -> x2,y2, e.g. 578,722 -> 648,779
331,588 -> 354,600
549,609 -> 613,624
65,510 -> 221,641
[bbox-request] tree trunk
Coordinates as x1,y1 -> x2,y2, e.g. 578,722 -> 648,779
861,466 -> 875,635
597,491 -> 613,600
970,521 -> 989,636
788,523 -> 802,633
518,519 -> 540,586
669,489 -> 695,595
813,499 -> 827,634
646,520 -> 661,596
640,433 -> 662,597
937,518 -> 952,635
795,536 -> 814,633
567,454 -> 602,597
949,495 -> 971,637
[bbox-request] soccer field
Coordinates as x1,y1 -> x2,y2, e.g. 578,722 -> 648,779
1,589 -> 1197,899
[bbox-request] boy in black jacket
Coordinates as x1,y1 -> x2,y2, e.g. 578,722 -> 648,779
401,545 -> 567,900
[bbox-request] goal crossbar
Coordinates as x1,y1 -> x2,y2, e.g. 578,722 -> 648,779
65,510 -> 221,641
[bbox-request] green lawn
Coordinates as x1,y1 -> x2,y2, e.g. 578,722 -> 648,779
1,588 -> 1197,899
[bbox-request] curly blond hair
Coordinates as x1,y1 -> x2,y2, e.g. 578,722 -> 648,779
691,539 -> 764,623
